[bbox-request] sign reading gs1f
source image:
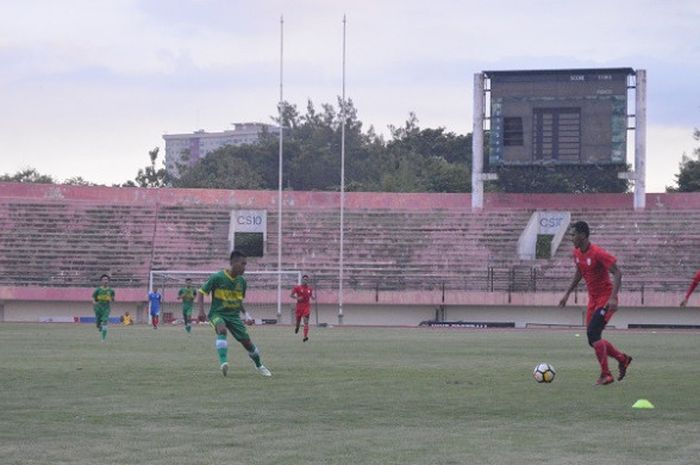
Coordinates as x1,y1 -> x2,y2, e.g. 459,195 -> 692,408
538,213 -> 568,234
230,210 -> 267,236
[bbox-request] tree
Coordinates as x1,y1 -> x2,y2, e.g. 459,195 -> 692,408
174,150 -> 265,189
63,176 -> 98,186
388,114 -> 470,165
424,156 -> 470,192
382,113 -> 471,193
0,168 -> 100,186
379,152 -> 430,192
667,129 -> 700,192
0,168 -> 56,184
131,147 -> 170,188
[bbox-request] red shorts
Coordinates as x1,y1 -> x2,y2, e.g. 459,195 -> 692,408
295,304 -> 310,319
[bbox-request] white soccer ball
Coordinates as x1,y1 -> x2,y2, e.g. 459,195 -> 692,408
533,363 -> 556,383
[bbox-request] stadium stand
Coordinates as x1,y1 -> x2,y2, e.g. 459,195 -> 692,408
2,182 -> 700,325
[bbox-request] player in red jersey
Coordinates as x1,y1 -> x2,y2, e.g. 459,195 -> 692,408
290,274 -> 314,342
679,270 -> 700,307
559,221 -> 632,385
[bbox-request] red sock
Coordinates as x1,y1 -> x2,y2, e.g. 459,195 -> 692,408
592,340 -> 610,376
153,315 -> 159,328
303,324 -> 309,338
603,339 -> 624,362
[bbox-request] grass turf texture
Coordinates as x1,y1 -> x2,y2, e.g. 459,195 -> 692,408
1,324 -> 699,465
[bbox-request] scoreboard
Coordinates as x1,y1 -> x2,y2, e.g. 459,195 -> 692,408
485,68 -> 634,166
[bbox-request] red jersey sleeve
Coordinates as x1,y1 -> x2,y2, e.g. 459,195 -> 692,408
684,271 -> 700,300
594,245 -> 617,271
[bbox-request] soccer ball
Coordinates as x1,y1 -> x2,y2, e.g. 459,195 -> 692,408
533,363 -> 556,383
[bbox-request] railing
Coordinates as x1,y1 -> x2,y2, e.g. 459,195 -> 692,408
1,265 -> 693,293
304,266 -> 693,298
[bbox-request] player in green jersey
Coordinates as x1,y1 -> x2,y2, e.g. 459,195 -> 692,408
92,274 -> 115,341
177,278 -> 196,334
197,251 -> 271,377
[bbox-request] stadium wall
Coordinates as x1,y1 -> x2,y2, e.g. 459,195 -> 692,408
2,301 -> 141,324
4,298 -> 700,329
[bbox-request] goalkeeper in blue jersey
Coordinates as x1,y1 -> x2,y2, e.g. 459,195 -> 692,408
148,288 -> 162,329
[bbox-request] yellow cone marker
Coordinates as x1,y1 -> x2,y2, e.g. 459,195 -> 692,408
632,399 -> 655,409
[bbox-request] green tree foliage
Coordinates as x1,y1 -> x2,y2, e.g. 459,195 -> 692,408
132,147 -> 170,188
0,168 -> 56,184
388,113 -> 471,165
382,113 -> 471,192
0,169 -> 101,186
63,176 -> 98,186
173,100 -> 472,193
667,129 -> 700,192
175,149 -> 265,189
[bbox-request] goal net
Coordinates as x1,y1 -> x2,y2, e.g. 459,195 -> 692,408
149,270 -> 302,325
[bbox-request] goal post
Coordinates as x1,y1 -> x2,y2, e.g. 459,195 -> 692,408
149,270 -> 302,325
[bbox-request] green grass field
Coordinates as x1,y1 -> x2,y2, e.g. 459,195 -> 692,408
1,323 -> 699,465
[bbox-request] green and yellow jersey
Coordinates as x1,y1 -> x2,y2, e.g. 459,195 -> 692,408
92,287 -> 115,312
178,286 -> 196,312
199,270 -> 247,317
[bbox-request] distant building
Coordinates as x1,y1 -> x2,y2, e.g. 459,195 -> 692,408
163,122 -> 280,177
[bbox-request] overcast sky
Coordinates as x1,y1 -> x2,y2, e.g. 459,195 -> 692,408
1,0 -> 698,192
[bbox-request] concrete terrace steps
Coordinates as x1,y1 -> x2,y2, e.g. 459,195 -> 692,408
265,208 -> 533,288
531,208 -> 700,292
4,187 -> 700,292
0,200 -> 159,287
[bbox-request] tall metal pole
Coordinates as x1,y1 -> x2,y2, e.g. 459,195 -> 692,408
338,15 -> 347,325
471,73 -> 485,211
634,69 -> 646,211
277,16 -> 285,322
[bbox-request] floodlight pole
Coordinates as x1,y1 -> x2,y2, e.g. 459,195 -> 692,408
338,15 -> 347,325
277,15 -> 284,322
471,73 -> 486,211
634,69 -> 646,211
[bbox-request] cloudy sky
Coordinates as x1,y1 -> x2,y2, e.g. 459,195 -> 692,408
1,0 -> 698,191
